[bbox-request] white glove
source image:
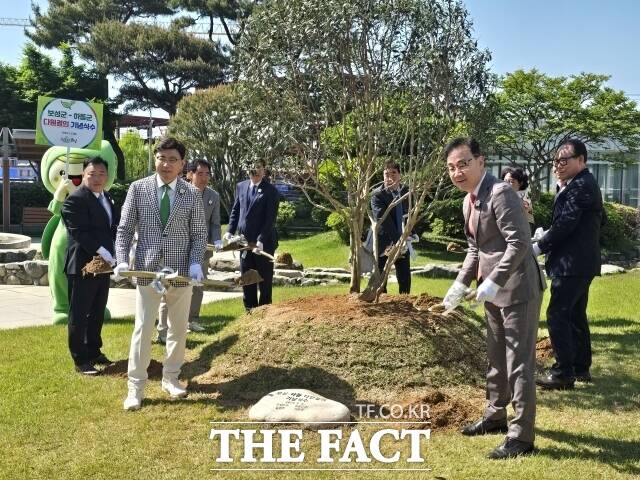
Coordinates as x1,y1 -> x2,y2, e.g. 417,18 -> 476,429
97,246 -> 116,267
532,242 -> 542,257
112,262 -> 129,282
475,278 -> 500,303
53,178 -> 76,202
408,233 -> 420,243
253,241 -> 264,253
189,263 -> 204,284
443,281 -> 469,310
531,227 -> 546,242
214,240 -> 223,250
223,232 -> 233,242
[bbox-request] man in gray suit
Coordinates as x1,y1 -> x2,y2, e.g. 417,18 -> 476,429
442,137 -> 545,459
156,159 -> 221,341
114,137 -> 207,411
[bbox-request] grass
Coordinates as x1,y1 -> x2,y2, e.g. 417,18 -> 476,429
277,230 -> 465,269
1,273 -> 639,479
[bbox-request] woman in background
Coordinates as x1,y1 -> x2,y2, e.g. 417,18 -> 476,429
502,166 -> 535,234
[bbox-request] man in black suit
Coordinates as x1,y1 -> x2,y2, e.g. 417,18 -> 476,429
533,139 -> 604,390
226,160 -> 280,310
371,161 -> 415,294
61,157 -> 120,375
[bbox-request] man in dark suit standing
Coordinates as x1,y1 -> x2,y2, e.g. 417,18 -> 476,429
226,160 -> 280,310
534,139 -> 604,390
443,137 -> 545,459
371,161 -> 415,294
61,157 -> 120,375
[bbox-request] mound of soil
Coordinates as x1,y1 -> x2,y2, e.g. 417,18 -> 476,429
193,293 -> 487,428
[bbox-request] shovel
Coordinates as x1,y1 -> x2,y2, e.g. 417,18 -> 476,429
208,235 -> 276,263
117,268 -> 263,289
428,289 -> 478,316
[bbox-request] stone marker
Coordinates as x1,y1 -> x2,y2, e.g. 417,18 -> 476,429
249,389 -> 350,427
600,264 -> 625,276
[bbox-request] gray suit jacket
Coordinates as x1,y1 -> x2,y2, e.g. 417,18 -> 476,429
202,186 -> 221,244
115,175 -> 207,286
456,173 -> 546,308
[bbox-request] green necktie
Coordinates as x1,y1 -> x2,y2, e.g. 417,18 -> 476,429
160,184 -> 170,227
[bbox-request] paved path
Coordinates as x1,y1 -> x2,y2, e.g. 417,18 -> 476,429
0,285 -> 242,330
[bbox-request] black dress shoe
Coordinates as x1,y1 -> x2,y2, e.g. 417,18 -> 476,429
91,353 -> 114,366
575,372 -> 592,382
75,363 -> 99,376
461,418 -> 508,436
487,437 -> 534,459
536,374 -> 575,390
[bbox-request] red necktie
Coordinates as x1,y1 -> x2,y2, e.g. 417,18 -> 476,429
468,193 -> 477,238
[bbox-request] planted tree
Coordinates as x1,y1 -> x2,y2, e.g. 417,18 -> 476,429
236,0 -> 492,297
491,69 -> 640,200
169,84 -> 253,215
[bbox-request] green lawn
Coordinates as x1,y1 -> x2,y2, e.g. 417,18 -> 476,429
1,273 -> 639,479
277,230 -> 466,269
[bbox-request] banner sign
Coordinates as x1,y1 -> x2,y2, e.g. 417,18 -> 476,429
35,96 -> 103,150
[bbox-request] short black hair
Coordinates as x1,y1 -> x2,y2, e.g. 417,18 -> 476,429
501,166 -> 529,190
559,138 -> 588,163
154,137 -> 186,160
188,159 -> 212,173
383,160 -> 401,173
83,156 -> 108,171
443,137 -> 481,159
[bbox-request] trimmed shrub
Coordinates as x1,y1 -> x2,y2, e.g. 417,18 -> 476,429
0,182 -> 50,224
293,199 -> 312,219
107,182 -> 131,212
311,206 -> 330,229
425,197 -> 465,240
326,211 -> 350,244
276,201 -> 297,237
532,192 -> 554,229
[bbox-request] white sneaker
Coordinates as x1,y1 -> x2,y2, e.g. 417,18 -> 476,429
188,321 -> 206,332
161,379 -> 188,398
123,387 -> 143,411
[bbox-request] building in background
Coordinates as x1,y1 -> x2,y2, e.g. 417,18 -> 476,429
487,148 -> 640,207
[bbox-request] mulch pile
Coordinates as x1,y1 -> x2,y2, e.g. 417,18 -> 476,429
81,255 -> 112,276
536,337 -> 554,362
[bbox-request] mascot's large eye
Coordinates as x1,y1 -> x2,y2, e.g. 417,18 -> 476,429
59,170 -> 65,177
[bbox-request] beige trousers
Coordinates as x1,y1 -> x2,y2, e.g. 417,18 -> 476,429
127,283 -> 192,389
157,252 -> 211,334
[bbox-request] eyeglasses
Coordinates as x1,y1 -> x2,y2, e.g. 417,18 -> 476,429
447,157 -> 475,174
155,157 -> 182,165
553,155 -> 578,167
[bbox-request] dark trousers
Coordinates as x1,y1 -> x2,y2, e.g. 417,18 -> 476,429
546,276 -> 594,379
67,274 -> 110,365
378,253 -> 411,294
240,250 -> 274,310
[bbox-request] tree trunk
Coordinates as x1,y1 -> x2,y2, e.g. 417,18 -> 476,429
528,167 -> 542,203
349,221 -> 362,293
104,127 -> 125,181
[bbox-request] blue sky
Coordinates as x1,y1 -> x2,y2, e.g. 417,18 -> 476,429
2,0 -> 640,102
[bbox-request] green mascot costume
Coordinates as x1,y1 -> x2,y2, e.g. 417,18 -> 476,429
40,141 -> 117,324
